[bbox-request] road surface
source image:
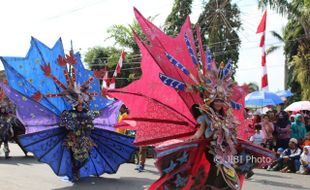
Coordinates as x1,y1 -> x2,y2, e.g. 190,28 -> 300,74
0,143 -> 309,190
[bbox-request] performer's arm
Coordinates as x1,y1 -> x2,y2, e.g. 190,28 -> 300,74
189,119 -> 206,140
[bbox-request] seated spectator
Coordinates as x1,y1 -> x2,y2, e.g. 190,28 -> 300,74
297,146 -> 310,174
271,138 -> 301,173
249,124 -> 264,146
267,147 -> 284,171
302,132 -> 310,147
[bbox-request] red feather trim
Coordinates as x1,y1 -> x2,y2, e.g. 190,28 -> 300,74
65,51 -> 77,65
31,91 -> 43,101
57,55 -> 67,67
40,63 -> 52,77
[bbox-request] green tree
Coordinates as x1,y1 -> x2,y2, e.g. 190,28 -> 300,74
164,0 -> 193,36
258,0 -> 310,35
259,0 -> 310,101
107,18 -> 153,54
107,19 -> 159,87
247,82 -> 259,93
107,20 -> 143,54
84,46 -> 141,88
196,0 -> 242,77
291,44 -> 310,100
84,47 -> 120,70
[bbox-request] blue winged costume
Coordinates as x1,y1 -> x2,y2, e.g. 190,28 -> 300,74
0,37 -> 136,181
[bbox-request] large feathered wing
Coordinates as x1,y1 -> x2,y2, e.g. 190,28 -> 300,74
0,83 -> 59,133
0,38 -> 135,180
109,36 -> 197,146
0,37 -> 68,115
108,8 -> 208,146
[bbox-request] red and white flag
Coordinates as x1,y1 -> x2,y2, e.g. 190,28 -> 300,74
101,66 -> 109,96
257,10 -> 268,91
109,50 -> 125,89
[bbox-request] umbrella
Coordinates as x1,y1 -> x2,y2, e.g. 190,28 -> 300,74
284,101 -> 310,111
275,90 -> 293,98
245,91 -> 283,107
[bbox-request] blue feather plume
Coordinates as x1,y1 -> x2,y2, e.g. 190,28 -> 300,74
159,73 -> 185,91
184,33 -> 198,65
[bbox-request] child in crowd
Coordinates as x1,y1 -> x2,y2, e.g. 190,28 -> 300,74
302,132 -> 310,147
249,124 -> 264,146
267,147 -> 284,171
297,146 -> 310,174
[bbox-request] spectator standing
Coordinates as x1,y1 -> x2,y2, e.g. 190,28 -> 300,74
135,146 -> 147,172
304,116 -> 310,132
291,114 -> 307,144
275,111 -> 291,149
116,104 -> 129,134
260,115 -> 274,150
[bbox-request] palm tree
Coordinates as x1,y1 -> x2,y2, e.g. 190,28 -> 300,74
259,0 -> 310,101
258,0 -> 310,35
290,43 -> 310,100
266,30 -> 289,89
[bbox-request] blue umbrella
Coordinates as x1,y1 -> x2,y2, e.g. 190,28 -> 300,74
245,91 -> 283,107
275,90 -> 293,98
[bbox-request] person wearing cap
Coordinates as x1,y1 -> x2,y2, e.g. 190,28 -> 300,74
273,138 -> 302,173
267,147 -> 284,171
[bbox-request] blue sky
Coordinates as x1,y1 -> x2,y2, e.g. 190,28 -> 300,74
0,0 -> 287,91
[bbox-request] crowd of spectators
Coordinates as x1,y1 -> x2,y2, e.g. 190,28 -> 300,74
247,107 -> 310,175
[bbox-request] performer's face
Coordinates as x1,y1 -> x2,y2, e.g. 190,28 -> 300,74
212,99 -> 224,111
0,108 -> 5,113
77,104 -> 83,112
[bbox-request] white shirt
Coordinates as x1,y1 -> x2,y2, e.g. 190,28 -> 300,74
250,131 -> 264,145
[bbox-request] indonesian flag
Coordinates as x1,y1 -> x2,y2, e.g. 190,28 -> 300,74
257,10 -> 268,91
256,10 -> 267,34
101,66 -> 109,96
109,50 -> 125,89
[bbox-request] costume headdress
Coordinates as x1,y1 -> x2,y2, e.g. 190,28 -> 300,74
35,51 -> 99,109
159,31 -> 239,112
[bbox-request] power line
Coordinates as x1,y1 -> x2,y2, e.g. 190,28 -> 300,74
42,0 -> 108,21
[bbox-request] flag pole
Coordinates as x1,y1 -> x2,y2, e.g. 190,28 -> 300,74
256,10 -> 268,91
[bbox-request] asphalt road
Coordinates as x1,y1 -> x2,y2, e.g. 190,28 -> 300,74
0,143 -> 309,190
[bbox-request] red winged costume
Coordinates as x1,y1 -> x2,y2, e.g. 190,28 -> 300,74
110,8 -> 275,190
